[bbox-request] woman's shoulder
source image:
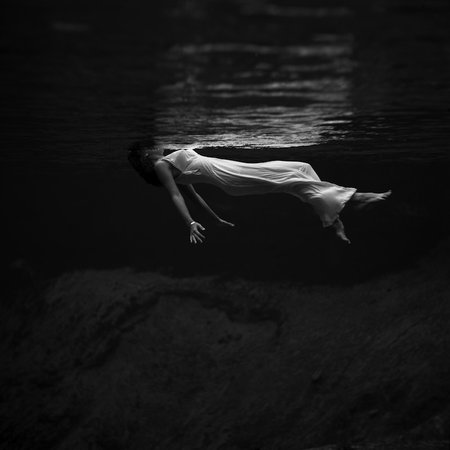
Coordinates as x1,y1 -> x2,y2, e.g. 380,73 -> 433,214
180,146 -> 199,155
160,147 -> 199,173
163,148 -> 198,160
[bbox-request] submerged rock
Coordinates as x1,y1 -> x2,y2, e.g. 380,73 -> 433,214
1,240 -> 450,449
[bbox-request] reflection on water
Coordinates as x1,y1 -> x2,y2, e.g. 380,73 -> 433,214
156,37 -> 353,149
1,0 -> 449,165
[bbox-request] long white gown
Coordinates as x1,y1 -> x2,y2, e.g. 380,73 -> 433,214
161,149 -> 356,227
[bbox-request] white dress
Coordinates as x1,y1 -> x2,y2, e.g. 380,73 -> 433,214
162,149 -> 356,227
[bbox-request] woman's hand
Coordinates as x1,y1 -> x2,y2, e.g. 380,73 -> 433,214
217,218 -> 235,228
189,221 -> 206,244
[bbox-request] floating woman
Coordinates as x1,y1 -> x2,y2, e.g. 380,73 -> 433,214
128,141 -> 391,244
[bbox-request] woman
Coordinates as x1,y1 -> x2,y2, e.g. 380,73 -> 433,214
128,141 -> 391,244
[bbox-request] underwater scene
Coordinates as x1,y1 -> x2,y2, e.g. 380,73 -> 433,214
1,0 -> 450,448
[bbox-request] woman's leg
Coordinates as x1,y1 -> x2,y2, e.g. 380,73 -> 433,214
349,190 -> 392,210
329,190 -> 391,243
331,217 -> 351,244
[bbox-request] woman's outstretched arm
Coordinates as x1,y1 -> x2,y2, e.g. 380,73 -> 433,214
154,161 -> 206,244
180,184 -> 235,227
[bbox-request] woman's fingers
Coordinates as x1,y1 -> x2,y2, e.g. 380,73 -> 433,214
218,219 -> 235,227
190,222 -> 206,244
191,234 -> 203,244
194,224 -> 205,238
195,230 -> 205,240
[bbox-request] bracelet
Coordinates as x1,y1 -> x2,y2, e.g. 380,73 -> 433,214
189,221 -> 196,226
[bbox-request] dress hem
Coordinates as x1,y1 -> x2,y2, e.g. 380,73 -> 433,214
322,188 -> 357,228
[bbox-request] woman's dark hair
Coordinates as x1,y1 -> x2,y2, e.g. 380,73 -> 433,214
127,140 -> 162,186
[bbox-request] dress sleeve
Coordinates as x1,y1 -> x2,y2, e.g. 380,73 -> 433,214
161,150 -> 189,173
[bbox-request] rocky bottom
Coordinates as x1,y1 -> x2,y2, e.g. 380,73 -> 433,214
1,239 -> 450,449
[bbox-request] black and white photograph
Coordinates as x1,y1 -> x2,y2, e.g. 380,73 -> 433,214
1,0 -> 450,449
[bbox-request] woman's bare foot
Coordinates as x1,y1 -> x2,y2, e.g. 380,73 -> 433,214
332,218 -> 351,244
351,190 -> 392,211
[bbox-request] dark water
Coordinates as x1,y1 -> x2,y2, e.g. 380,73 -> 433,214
1,0 -> 450,281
